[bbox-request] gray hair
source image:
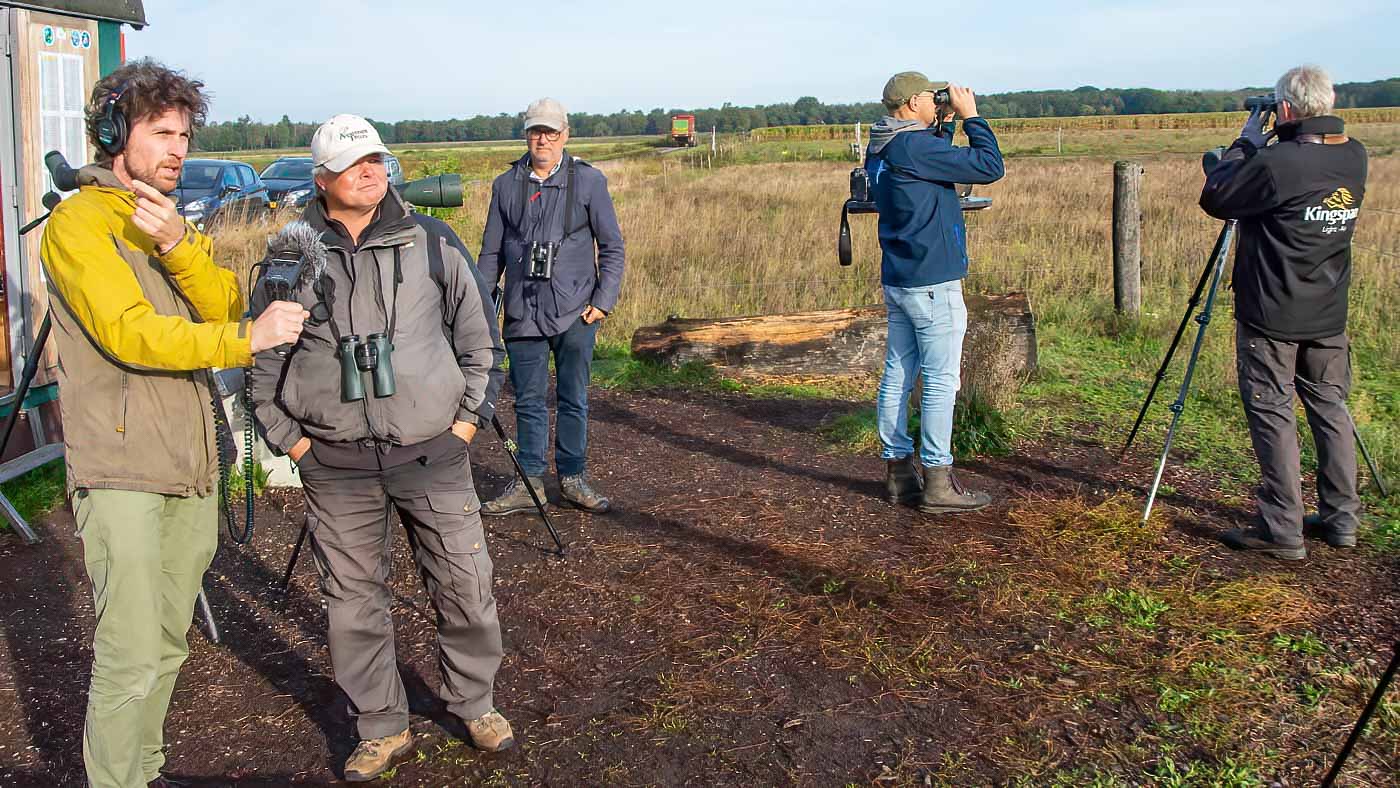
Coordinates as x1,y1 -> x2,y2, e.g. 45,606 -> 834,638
1275,65 -> 1334,119
312,164 -> 331,182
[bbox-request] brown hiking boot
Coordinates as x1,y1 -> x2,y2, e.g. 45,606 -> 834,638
466,709 -> 516,752
343,728 -> 414,782
885,456 -> 923,504
1302,512 -> 1358,548
560,473 -> 610,513
919,465 -> 991,514
482,476 -> 547,517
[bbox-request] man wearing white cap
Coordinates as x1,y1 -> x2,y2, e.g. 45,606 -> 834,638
478,98 -> 626,516
249,114 -> 513,781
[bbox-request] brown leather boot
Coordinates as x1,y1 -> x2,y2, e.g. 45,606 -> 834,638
343,729 -> 414,782
919,465 -> 991,514
885,456 -> 923,504
466,709 -> 516,752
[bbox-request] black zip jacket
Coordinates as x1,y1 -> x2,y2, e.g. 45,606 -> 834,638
1200,115 -> 1367,341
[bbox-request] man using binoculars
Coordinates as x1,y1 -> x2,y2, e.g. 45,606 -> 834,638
478,98 -> 625,516
866,72 -> 1004,513
1200,65 -> 1368,560
40,60 -> 307,788
248,114 -> 513,781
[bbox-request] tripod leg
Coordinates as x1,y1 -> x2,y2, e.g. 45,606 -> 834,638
1123,222 -> 1233,457
196,587 -> 221,645
1342,347 -> 1388,497
280,518 -> 310,593
490,415 -> 566,556
1320,641 -> 1400,788
0,313 -> 50,458
1353,424 -> 1389,498
1143,222 -> 1234,523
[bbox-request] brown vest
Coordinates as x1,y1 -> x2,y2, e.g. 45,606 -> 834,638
45,167 -> 220,497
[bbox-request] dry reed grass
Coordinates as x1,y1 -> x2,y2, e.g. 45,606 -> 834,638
751,107 -> 1400,141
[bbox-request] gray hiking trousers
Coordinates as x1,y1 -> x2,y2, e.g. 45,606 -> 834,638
299,437 -> 502,739
1235,322 -> 1361,545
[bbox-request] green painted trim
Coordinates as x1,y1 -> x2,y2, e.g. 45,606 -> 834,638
97,20 -> 121,77
0,383 -> 59,418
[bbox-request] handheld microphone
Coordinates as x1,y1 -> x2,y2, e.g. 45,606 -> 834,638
44,150 -> 79,192
260,220 -> 327,303
257,220 -> 327,357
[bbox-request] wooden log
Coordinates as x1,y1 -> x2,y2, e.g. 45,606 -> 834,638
631,293 -> 1037,386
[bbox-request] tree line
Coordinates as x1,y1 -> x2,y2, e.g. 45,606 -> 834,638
195,78 -> 1400,152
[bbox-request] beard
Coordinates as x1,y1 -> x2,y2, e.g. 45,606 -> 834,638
126,155 -> 182,193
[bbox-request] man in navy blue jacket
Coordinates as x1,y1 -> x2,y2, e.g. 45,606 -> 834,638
478,98 -> 625,515
866,72 -> 1005,513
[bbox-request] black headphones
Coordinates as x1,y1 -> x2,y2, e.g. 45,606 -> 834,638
94,82 -> 129,156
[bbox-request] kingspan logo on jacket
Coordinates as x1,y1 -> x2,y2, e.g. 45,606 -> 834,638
1306,187 -> 1360,232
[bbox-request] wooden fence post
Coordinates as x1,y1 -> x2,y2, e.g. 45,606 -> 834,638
1113,160 -> 1144,316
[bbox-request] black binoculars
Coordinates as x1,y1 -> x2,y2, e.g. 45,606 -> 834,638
1245,93 -> 1277,113
527,240 -> 558,280
338,332 -> 396,401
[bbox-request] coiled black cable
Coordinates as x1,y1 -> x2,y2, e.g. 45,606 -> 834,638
212,262 -> 268,545
213,371 -> 255,544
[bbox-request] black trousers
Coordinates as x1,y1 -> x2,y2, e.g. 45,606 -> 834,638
1235,322 -> 1361,545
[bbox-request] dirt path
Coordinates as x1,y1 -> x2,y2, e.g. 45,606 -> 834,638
1,387 -> 1395,786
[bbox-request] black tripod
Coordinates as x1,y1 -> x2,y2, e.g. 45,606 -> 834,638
1121,221 -> 1235,523
1320,640 -> 1400,786
278,413 -> 566,592
1,199 -> 224,643
1121,220 -> 1389,521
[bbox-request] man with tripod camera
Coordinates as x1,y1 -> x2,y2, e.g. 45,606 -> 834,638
248,115 -> 513,781
477,98 -> 625,516
1201,65 -> 1368,560
865,72 -> 1004,513
39,60 -> 308,788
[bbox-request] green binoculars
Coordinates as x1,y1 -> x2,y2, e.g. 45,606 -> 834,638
396,174 -> 464,209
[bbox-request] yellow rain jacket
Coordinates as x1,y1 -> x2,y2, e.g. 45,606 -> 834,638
39,164 -> 251,495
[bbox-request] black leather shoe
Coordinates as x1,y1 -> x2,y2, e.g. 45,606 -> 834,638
1219,527 -> 1306,560
1302,513 -> 1357,548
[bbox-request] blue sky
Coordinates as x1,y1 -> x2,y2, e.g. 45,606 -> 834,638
127,0 -> 1397,123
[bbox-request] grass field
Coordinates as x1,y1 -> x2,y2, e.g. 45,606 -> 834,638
4,120 -> 1397,783
206,122 -> 1400,503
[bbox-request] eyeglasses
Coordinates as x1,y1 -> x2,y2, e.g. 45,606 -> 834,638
526,128 -> 563,141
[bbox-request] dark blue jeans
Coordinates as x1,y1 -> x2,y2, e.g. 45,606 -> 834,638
506,317 -> 600,478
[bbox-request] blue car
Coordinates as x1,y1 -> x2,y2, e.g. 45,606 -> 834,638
260,156 -> 316,210
261,153 -> 405,211
171,158 -> 269,229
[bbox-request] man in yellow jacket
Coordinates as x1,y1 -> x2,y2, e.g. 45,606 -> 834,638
39,60 -> 307,788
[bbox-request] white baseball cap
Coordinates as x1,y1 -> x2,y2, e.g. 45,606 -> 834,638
522,98 -> 569,131
311,114 -> 390,173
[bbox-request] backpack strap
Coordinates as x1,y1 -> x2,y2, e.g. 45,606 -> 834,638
562,157 -> 581,239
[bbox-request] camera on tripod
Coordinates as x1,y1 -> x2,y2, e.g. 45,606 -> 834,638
838,167 -> 992,266
527,240 -> 558,280
338,332 -> 396,401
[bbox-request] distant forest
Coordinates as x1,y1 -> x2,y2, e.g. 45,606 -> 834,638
196,78 -> 1400,152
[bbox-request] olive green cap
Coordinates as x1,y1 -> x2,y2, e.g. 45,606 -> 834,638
882,71 -> 950,110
